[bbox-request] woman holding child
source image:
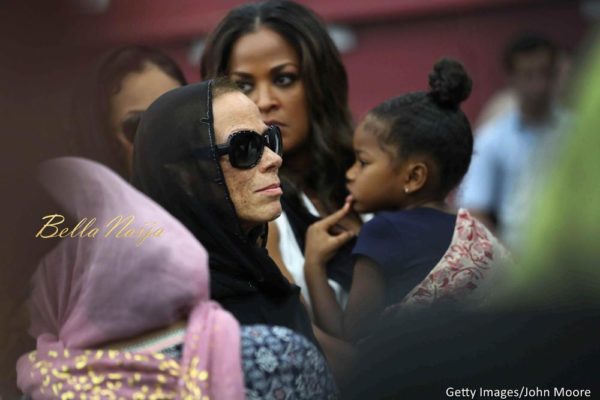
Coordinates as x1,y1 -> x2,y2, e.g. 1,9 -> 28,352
200,0 -> 507,365
305,59 -> 510,342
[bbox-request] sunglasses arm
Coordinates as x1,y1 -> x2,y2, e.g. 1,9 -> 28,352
191,146 -> 228,159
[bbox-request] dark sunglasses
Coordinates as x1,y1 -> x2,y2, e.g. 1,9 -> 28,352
121,112 -> 143,144
214,125 -> 283,169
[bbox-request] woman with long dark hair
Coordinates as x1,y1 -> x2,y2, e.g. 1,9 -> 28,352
200,0 -> 361,313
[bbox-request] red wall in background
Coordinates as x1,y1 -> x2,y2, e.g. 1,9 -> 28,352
71,0 -> 589,123
342,1 -> 586,121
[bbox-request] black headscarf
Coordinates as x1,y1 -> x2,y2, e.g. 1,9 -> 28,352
131,81 -> 316,344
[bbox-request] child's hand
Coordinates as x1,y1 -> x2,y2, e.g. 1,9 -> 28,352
305,201 -> 356,270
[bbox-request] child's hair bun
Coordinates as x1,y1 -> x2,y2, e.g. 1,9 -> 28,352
428,58 -> 472,109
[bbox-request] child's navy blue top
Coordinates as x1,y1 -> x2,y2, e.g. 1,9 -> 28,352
352,207 -> 457,305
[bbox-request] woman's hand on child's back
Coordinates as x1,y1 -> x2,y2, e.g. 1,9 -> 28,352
305,200 -> 356,270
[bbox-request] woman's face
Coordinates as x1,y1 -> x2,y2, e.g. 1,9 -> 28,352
213,91 -> 283,231
228,27 -> 310,155
109,62 -> 182,175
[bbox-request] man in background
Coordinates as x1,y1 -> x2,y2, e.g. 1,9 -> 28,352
459,33 -> 566,250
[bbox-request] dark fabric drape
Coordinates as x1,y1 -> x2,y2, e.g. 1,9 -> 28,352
345,305 -> 600,399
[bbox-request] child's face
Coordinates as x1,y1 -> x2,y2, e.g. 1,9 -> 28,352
346,119 -> 407,213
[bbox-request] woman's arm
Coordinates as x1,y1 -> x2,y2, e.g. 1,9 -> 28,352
305,255 -> 344,336
306,253 -> 386,342
341,256 -> 386,341
312,324 -> 356,386
304,201 -> 386,341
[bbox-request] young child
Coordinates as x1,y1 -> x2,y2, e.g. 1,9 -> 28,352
304,58 -> 509,342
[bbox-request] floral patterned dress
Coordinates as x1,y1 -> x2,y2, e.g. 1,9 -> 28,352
165,325 -> 339,400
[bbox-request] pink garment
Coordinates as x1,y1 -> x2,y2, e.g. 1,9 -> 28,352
388,209 -> 510,312
17,157 -> 245,399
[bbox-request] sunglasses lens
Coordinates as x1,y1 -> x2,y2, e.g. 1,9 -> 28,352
121,112 -> 143,144
267,126 -> 283,156
224,126 -> 282,169
230,132 -> 263,168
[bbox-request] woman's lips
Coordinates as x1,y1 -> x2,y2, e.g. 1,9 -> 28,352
256,183 -> 283,195
264,120 -> 285,128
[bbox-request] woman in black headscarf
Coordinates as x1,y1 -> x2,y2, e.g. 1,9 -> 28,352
131,78 -> 317,345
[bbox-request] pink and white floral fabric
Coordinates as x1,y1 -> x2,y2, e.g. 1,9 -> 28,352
388,209 -> 510,312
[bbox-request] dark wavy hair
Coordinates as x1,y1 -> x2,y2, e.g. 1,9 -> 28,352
503,32 -> 557,73
70,45 -> 187,178
200,0 -> 354,213
369,58 -> 474,198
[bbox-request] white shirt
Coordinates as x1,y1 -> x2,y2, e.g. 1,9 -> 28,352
273,194 -> 347,317
458,108 -> 567,250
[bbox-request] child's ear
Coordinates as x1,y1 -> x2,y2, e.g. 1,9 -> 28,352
403,161 -> 428,193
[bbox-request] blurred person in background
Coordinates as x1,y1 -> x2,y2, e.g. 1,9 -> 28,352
18,157 -> 247,400
474,48 -> 574,129
344,36 -> 600,399
3,41 -> 187,399
70,45 -> 186,178
200,0 -> 362,316
458,33 -> 568,251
